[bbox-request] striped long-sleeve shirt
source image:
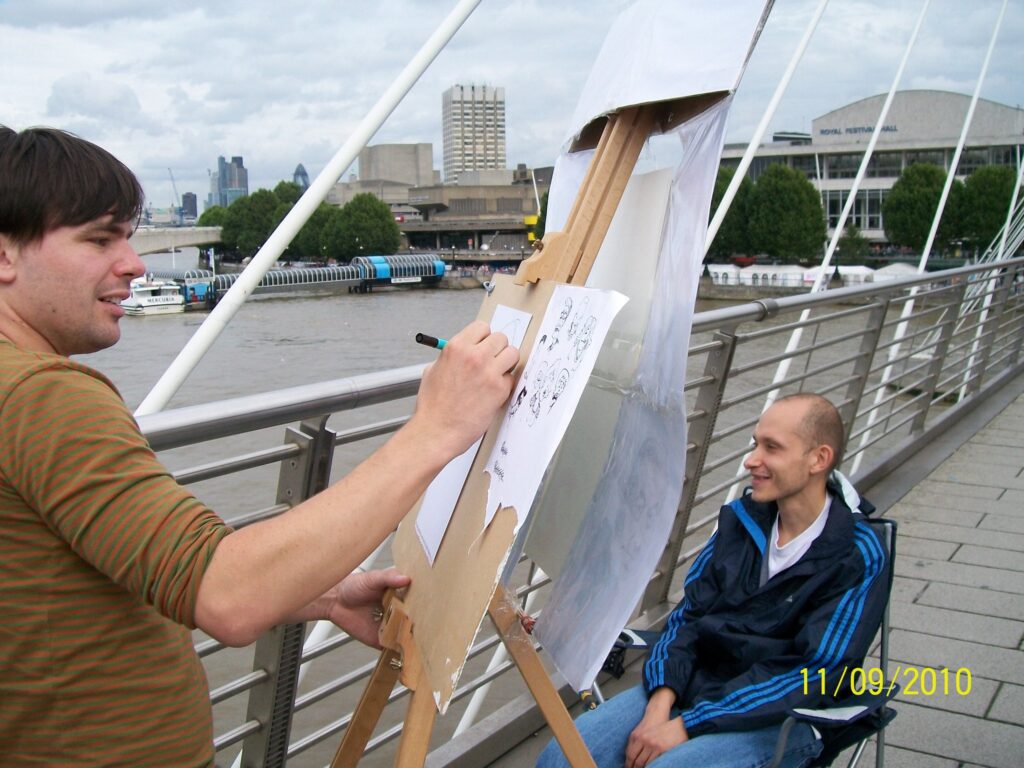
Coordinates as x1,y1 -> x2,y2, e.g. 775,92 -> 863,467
0,341 -> 230,766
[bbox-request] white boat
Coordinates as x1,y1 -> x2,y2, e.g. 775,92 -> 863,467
121,276 -> 186,316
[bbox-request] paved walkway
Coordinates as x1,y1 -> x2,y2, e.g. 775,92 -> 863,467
491,389 -> 1024,768
870,391 -> 1024,767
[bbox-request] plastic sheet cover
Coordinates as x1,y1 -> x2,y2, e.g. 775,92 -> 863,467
520,0 -> 772,692
527,101 -> 732,691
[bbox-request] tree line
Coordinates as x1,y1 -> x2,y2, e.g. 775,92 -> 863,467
707,162 -> 1017,264
198,163 -> 1016,265
197,183 -> 401,262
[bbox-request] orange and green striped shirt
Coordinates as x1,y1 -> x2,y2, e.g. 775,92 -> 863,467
0,341 -> 231,766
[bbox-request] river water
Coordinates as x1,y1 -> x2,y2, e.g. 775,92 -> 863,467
81,251 -> 484,411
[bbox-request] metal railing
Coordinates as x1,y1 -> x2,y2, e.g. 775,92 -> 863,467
136,258 -> 1024,768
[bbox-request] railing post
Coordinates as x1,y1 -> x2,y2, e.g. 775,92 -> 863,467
642,330 -> 738,610
963,270 -> 1016,397
911,283 -> 967,434
841,299 -> 889,442
239,417 -> 336,768
1007,265 -> 1024,367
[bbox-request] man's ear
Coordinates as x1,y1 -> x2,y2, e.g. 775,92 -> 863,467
809,443 -> 834,476
0,234 -> 20,284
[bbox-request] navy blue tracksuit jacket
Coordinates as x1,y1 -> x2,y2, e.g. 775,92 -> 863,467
643,487 -> 888,737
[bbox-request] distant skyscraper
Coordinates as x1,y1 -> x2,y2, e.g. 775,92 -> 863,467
442,84 -> 506,183
207,155 -> 249,209
181,192 -> 198,220
293,163 -> 310,191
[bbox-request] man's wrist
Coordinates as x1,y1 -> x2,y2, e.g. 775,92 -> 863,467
646,686 -> 676,716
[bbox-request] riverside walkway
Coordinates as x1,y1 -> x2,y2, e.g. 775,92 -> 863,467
491,376 -> 1024,768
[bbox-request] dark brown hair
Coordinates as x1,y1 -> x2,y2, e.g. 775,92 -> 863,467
0,126 -> 144,245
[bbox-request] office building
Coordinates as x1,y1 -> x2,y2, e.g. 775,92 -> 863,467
207,155 -> 249,209
293,164 -> 310,191
721,90 -> 1024,243
181,192 -> 198,221
442,84 -> 506,183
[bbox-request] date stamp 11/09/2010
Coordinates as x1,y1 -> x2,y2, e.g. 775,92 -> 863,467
801,666 -> 973,698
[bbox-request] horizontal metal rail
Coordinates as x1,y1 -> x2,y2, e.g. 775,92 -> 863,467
128,256 -> 1023,768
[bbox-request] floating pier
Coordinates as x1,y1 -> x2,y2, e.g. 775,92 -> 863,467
148,253 -> 449,305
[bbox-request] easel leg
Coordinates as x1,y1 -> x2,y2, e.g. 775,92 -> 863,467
330,648 -> 402,768
394,668 -> 438,767
490,589 -> 597,768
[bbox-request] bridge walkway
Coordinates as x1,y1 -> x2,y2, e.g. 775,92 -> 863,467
489,377 -> 1024,768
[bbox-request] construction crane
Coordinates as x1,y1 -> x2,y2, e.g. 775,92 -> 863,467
167,168 -> 182,225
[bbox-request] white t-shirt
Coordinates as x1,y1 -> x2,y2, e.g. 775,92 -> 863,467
767,493 -> 831,580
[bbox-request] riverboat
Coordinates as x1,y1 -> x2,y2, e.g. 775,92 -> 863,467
121,276 -> 186,316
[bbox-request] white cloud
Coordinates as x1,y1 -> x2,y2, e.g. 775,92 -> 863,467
1,0 -> 1020,211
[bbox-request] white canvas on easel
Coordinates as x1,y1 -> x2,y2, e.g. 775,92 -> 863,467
415,304 -> 533,564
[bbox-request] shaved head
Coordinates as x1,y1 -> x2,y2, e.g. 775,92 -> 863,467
775,393 -> 845,473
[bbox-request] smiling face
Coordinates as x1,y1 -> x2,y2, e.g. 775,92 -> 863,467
0,215 -> 145,356
744,398 -> 833,512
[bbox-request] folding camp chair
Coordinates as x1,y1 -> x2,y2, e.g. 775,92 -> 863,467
596,518 -> 899,768
767,517 -> 900,768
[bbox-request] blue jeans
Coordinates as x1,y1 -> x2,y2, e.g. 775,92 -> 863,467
536,686 -> 822,768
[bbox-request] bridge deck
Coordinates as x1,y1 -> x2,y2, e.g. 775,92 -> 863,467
489,377 -> 1024,768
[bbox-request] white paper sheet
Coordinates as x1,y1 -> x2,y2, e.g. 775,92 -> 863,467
414,305 -> 533,564
484,285 -> 627,529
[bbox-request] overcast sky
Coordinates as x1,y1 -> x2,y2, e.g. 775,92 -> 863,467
1,0 -> 1020,213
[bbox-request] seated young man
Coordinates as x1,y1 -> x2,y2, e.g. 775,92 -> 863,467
538,393 -> 888,768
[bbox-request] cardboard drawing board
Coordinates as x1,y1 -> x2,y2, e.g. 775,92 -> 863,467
392,275 -> 557,712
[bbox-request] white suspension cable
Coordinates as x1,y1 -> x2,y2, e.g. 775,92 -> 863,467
136,0 -> 484,416
705,0 -> 830,255
724,0 -> 931,500
957,153 -> 1024,399
850,0 -> 1009,475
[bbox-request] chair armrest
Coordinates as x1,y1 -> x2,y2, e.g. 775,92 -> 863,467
766,684 -> 900,768
789,683 -> 900,727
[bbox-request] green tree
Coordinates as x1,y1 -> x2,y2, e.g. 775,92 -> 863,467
221,189 -> 280,256
837,224 -> 871,263
960,165 -> 1016,253
707,165 -> 753,260
273,181 -> 302,206
196,205 -> 228,227
747,164 -> 825,262
882,163 -> 963,252
282,202 -> 339,261
321,193 -> 400,260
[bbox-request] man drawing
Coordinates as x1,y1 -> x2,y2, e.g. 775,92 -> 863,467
0,126 -> 519,766
538,394 -> 888,768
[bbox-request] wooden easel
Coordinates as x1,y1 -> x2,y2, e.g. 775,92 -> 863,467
331,101 -> 691,768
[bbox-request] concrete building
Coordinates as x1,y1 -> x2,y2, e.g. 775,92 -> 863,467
442,84 -> 507,183
721,90 -> 1024,243
327,145 -> 549,257
359,143 -> 435,187
207,155 -> 249,210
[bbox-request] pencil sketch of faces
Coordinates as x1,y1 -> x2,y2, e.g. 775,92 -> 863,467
567,297 -> 588,341
547,297 -> 573,352
508,382 -> 528,416
527,362 -> 550,426
573,316 -> 597,366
